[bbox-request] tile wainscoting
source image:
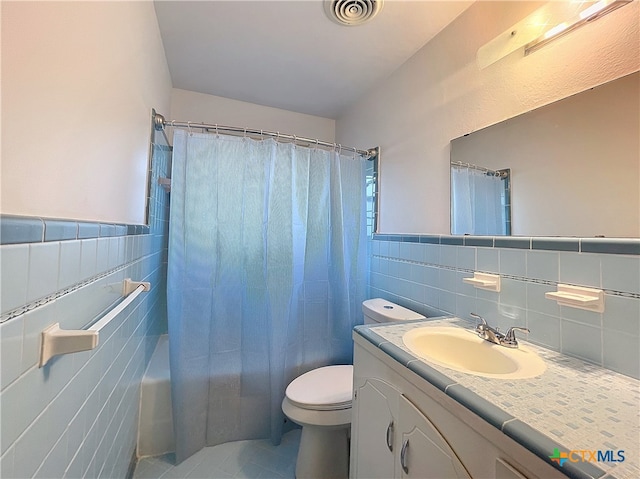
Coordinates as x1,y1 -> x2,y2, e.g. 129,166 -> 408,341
0,141 -> 171,478
368,234 -> 640,380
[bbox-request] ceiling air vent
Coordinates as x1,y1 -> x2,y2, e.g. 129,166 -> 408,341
324,0 -> 384,26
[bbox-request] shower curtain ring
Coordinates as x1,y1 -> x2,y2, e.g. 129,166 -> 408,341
187,122 -> 192,136
338,144 -> 342,155
244,127 -> 247,138
293,134 -> 297,147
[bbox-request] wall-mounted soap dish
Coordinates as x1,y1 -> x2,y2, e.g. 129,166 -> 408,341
545,284 -> 604,313
463,272 -> 501,292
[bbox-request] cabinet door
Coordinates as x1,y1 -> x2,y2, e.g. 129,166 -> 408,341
351,378 -> 399,479
397,394 -> 471,479
496,458 -> 529,479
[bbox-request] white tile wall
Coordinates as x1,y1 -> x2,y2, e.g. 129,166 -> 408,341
1,245 -> 30,312
0,233 -> 167,478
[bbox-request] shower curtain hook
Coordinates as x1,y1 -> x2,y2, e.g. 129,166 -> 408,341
315,139 -> 319,150
276,132 -> 280,142
244,127 -> 247,138
187,122 -> 192,136
214,124 -> 219,137
293,134 -> 297,147
338,144 -> 342,155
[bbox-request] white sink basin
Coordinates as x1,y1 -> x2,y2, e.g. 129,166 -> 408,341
402,326 -> 546,379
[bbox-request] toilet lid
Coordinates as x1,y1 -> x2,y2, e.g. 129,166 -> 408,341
286,365 -> 353,411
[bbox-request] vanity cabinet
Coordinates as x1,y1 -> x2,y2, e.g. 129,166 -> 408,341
397,392 -> 471,478
351,379 -> 396,478
350,336 -> 566,479
352,377 -> 469,478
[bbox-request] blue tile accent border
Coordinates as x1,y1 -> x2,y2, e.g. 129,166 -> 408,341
494,237 -> 532,249
379,341 -> 416,366
463,236 -> 494,247
44,220 -> 78,242
420,235 -> 441,244
532,238 -> 580,252
581,238 -> 640,255
371,234 -> 640,256
441,236 -> 464,246
0,215 -> 149,245
402,235 -> 420,243
0,216 -> 44,244
99,224 -> 116,237
502,420 -> 606,479
353,325 -> 387,348
446,384 -> 515,430
77,222 -> 101,239
406,359 -> 458,393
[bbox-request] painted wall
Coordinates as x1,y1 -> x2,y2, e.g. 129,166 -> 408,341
336,0 -> 640,235
0,2 -> 172,478
1,1 -> 172,225
171,88 -> 336,143
339,1 -> 639,381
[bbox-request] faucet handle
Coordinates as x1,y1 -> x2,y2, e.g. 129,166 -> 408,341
470,312 -> 487,326
470,313 -> 490,340
502,326 -> 530,348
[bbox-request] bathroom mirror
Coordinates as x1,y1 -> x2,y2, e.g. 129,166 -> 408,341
450,71 -> 639,238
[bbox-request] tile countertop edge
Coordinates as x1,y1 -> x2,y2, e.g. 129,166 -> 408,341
352,324 -> 607,479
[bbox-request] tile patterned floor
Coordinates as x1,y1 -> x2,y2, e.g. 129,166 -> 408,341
133,429 -> 300,479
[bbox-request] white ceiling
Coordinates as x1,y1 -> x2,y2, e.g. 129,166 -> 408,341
154,0 -> 473,119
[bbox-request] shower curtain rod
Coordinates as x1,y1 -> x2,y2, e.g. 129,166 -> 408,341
153,112 -> 378,160
451,161 -> 508,178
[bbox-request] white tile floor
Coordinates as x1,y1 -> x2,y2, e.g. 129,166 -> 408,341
133,429 -> 300,479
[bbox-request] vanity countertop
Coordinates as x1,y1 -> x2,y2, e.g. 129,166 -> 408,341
353,318 -> 639,479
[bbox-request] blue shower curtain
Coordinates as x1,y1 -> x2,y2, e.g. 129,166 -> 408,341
167,129 -> 368,463
451,166 -> 507,235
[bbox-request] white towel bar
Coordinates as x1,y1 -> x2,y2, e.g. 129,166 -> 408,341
39,279 -> 150,367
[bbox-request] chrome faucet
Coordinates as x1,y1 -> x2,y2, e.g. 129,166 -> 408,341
502,327 -> 531,348
470,313 -> 529,349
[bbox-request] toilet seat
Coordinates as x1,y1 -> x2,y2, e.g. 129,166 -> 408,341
285,365 -> 353,411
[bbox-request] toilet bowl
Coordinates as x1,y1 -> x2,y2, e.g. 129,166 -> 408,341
282,299 -> 425,479
282,365 -> 353,479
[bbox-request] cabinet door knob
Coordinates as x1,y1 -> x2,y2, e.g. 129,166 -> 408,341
386,420 -> 394,452
400,438 -> 410,474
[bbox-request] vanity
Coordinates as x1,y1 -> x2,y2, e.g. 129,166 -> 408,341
350,318 -> 639,479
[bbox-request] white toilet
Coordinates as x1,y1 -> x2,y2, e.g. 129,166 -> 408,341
282,298 -> 426,478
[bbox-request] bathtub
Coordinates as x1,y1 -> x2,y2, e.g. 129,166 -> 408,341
137,334 -> 175,457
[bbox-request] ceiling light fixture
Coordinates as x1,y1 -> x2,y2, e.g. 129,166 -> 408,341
324,0 -> 384,26
477,0 -> 633,69
524,0 -> 632,55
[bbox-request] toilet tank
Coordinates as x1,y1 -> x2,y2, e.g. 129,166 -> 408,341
362,298 -> 426,325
